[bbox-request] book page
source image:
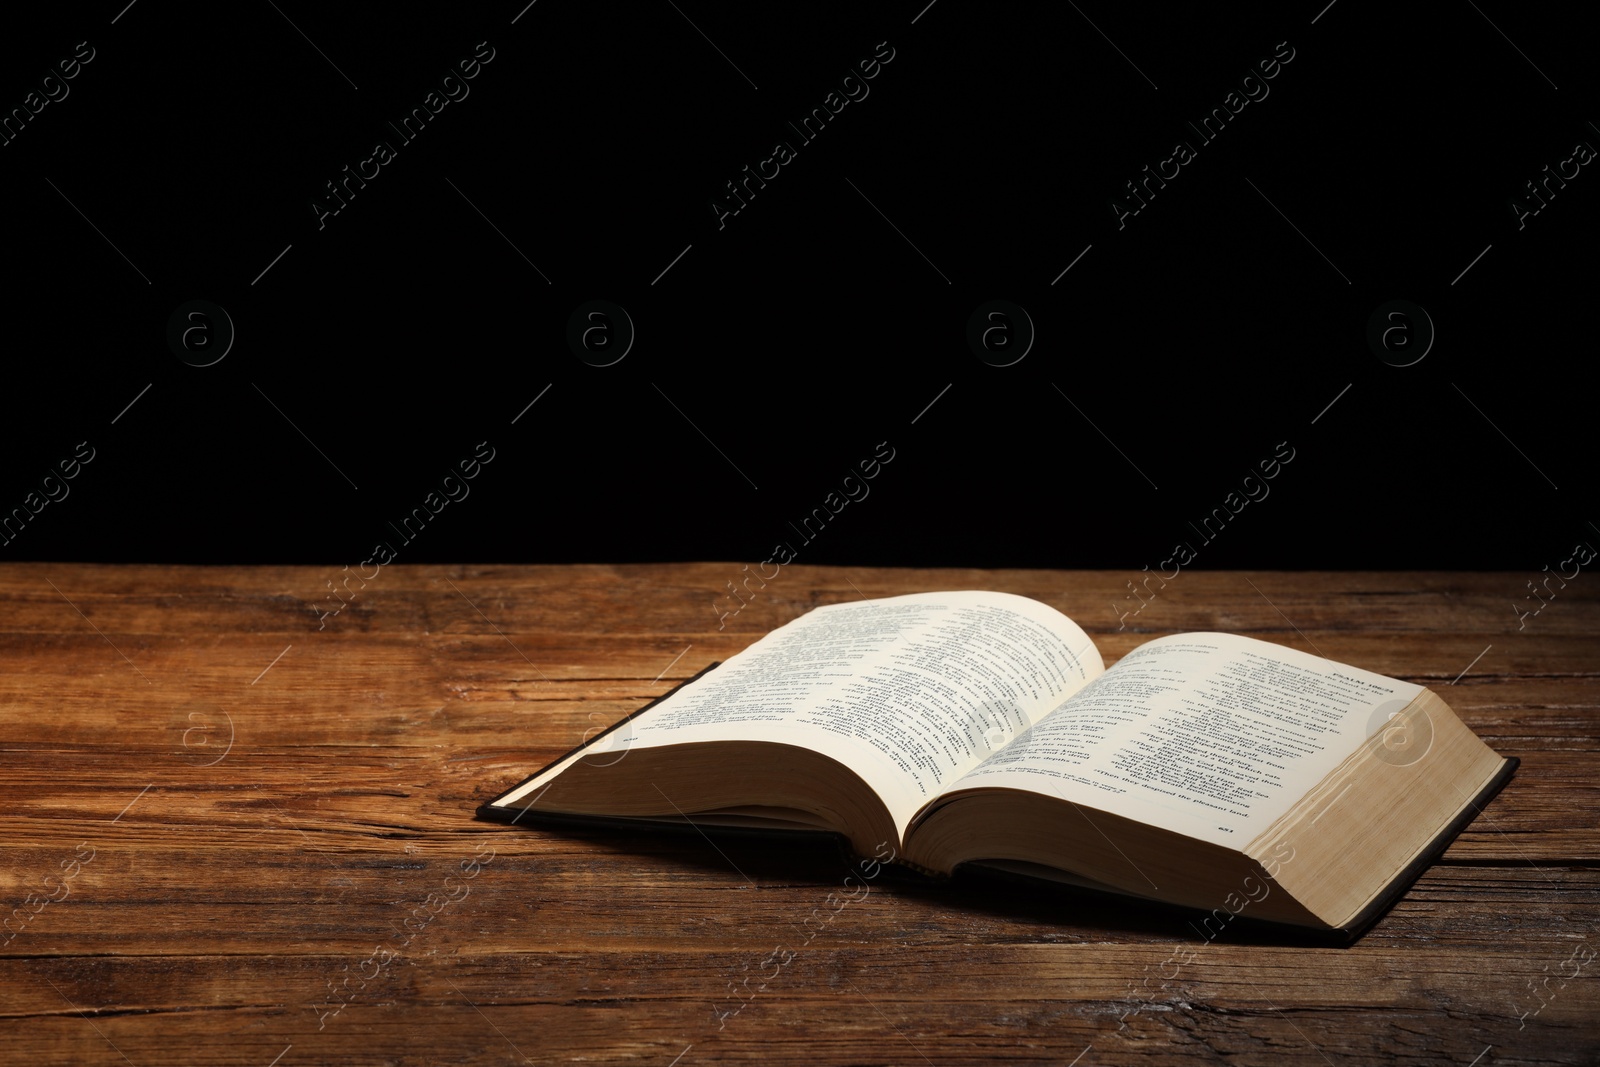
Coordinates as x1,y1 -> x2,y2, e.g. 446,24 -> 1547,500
505,591 -> 1102,836
942,633 -> 1422,847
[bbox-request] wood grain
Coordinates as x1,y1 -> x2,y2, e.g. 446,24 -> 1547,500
1,563 -> 1595,1065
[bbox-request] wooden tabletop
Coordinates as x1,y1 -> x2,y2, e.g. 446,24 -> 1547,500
1,563 -> 1595,1066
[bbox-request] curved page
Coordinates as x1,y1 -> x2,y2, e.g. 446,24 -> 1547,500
939,633 -> 1422,848
499,591 -> 1103,840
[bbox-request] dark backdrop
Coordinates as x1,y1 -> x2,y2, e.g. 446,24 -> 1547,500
1,2 -> 1592,572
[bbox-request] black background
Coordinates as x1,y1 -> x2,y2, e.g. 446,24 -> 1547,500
1,1 -> 1592,572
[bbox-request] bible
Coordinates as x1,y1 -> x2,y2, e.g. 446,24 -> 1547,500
477,591 -> 1515,939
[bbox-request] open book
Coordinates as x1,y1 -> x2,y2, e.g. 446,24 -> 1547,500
477,591 -> 1515,938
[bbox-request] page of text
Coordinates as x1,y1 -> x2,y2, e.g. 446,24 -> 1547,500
506,591 -> 1103,836
945,633 -> 1422,846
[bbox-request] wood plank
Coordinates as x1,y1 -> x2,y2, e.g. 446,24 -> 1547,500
1,563 -> 1595,1065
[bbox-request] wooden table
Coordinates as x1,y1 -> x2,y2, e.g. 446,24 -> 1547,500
2,564 -> 1595,1065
